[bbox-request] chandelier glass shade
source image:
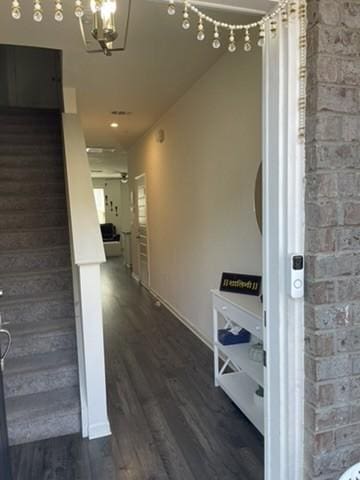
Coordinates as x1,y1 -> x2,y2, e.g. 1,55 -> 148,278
90,0 -> 118,44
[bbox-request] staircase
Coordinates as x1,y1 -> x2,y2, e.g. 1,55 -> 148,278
0,108 -> 81,445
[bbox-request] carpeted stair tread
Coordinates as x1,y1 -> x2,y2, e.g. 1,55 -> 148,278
0,145 -> 63,156
0,245 -> 71,274
0,266 -> 72,280
7,387 -> 81,445
0,226 -> 70,251
5,350 -> 77,376
0,244 -> 70,257
7,319 -> 76,360
0,113 -> 61,123
0,154 -> 63,168
0,106 -> 60,116
0,166 -> 65,182
1,293 -> 75,324
4,350 -> 78,398
0,134 -> 61,147
0,180 -> 65,196
0,210 -> 67,230
0,116 -> 60,127
0,291 -> 74,309
0,189 -> 65,197
0,122 -> 60,133
0,194 -> 67,212
6,386 -> 80,422
0,268 -> 74,301
0,224 -> 68,235
9,318 -> 75,337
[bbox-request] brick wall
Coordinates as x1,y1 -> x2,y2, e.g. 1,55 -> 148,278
305,1 -> 360,479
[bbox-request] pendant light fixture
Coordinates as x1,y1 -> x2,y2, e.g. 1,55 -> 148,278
8,0 -> 131,56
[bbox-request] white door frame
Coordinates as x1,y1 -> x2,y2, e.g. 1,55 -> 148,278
263,5 -> 305,480
134,173 -> 151,288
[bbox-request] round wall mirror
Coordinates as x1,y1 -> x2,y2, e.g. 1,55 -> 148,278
254,164 -> 262,234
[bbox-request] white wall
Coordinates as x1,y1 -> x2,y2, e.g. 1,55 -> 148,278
92,178 -> 130,234
128,48 -> 262,342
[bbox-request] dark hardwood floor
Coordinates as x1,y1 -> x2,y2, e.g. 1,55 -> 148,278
10,258 -> 264,479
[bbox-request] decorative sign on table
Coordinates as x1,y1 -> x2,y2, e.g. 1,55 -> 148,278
220,273 -> 262,296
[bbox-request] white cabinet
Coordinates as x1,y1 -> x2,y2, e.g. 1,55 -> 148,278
212,289 -> 264,434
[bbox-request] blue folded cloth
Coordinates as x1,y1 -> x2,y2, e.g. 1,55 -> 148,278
218,328 -> 251,346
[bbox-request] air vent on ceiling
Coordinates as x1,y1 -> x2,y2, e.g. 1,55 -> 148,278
111,111 -> 132,116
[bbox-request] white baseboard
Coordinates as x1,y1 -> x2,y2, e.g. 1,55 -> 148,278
149,287 -> 213,352
88,420 -> 112,440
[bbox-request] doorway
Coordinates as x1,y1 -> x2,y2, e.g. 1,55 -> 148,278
4,1 -> 305,478
128,16 -> 265,478
126,5 -> 305,480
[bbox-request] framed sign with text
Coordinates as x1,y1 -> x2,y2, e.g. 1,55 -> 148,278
220,273 -> 262,296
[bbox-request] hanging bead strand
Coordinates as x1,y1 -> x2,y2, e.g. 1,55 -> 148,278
270,19 -> 277,38
182,2 -> 190,30
33,0 -> 43,22
54,0 -> 64,22
11,0 -> 21,19
212,24 -> 221,49
228,29 -> 236,53
281,7 -> 288,25
258,23 -> 265,47
289,1 -> 297,19
172,0 -> 292,49
197,15 -> 205,41
298,0 -> 307,139
74,0 -> 84,18
244,28 -> 252,52
167,0 -> 176,16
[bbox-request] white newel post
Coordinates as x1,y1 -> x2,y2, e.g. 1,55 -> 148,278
62,92 -> 111,440
78,263 -> 111,439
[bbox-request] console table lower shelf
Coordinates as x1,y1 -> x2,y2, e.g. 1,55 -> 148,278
216,371 -> 264,435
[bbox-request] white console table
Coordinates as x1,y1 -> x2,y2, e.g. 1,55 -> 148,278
212,289 -> 264,434
104,241 -> 122,258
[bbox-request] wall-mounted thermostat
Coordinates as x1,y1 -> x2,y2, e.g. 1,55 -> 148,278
290,254 -> 304,299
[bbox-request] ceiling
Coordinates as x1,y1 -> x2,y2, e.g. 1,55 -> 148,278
88,149 -> 128,176
0,0 -> 270,154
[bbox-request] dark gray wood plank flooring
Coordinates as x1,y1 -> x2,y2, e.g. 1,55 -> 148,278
10,258 -> 264,479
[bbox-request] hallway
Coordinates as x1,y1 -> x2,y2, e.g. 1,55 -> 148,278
10,258 -> 264,479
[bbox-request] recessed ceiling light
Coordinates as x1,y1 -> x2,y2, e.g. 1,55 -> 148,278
110,122 -> 119,128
